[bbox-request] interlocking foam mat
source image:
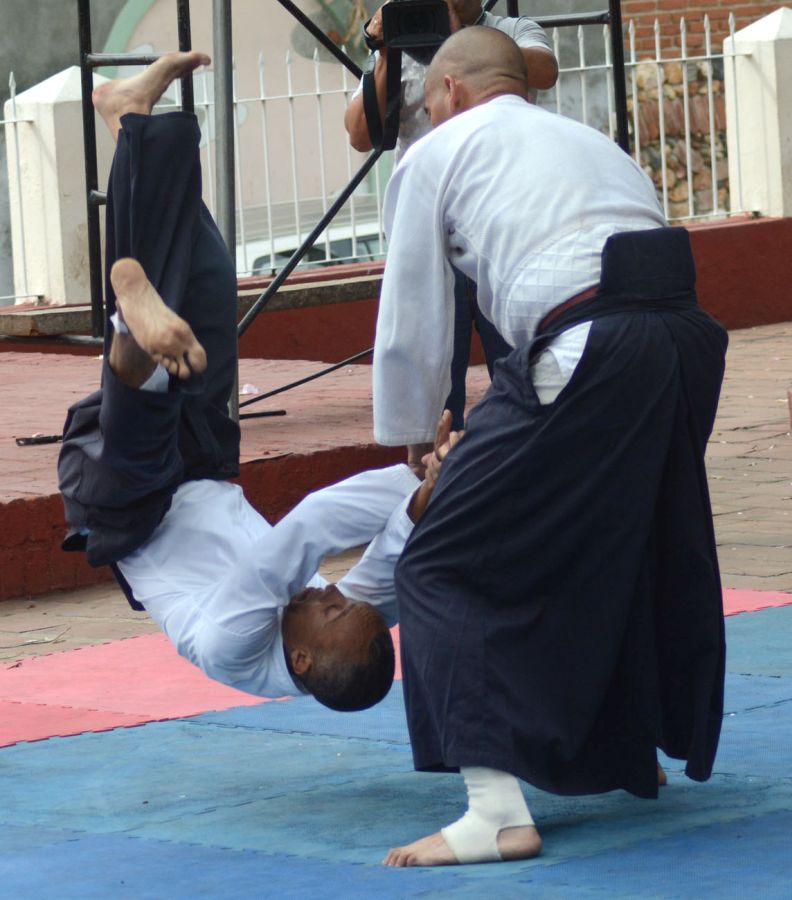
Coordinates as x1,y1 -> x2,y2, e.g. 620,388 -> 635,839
1,595 -> 791,898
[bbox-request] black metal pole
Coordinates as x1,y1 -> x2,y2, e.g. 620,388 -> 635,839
608,0 -> 630,153
237,149 -> 383,338
77,0 -> 104,339
239,347 -> 374,411
177,0 -> 195,113
275,0 -> 362,79
505,0 -> 519,17
212,0 -> 238,420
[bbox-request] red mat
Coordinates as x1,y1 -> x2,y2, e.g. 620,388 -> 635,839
0,634 -> 267,747
723,588 -> 792,616
0,627 -> 403,748
0,700 -> 146,745
0,595 -> 788,749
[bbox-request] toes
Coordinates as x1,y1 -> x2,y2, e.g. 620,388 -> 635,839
383,848 -> 406,867
187,345 -> 208,375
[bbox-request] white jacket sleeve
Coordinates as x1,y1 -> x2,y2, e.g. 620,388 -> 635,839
336,493 -> 415,627
373,146 -> 456,446
239,464 -> 420,606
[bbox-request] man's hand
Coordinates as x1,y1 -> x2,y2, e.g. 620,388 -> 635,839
423,411 -> 463,490
408,410 -> 464,522
365,1 -> 388,44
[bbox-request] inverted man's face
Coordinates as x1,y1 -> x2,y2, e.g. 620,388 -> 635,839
284,585 -> 383,663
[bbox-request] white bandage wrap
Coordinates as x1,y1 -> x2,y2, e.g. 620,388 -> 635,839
441,767 -> 534,864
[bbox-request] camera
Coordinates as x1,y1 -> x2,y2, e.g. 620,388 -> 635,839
381,0 -> 451,64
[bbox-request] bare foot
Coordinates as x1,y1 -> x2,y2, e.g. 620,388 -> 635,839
383,825 -> 542,867
110,258 -> 206,380
93,50 -> 210,138
658,763 -> 668,787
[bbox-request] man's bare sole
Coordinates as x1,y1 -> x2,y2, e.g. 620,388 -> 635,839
110,258 -> 206,381
93,50 -> 210,137
383,825 -> 542,868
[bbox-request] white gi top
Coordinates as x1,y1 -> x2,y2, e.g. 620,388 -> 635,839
354,12 -> 552,163
117,465 -> 419,698
373,95 -> 667,445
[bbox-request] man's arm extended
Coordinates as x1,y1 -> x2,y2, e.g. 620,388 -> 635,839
338,413 -> 463,624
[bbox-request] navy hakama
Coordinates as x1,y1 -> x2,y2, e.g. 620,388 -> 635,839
58,113 -> 239,573
395,228 -> 727,800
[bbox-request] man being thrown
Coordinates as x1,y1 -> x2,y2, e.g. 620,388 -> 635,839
58,52 -> 459,711
375,29 -> 727,865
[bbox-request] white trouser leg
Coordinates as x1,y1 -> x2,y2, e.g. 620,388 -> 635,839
441,767 -> 534,864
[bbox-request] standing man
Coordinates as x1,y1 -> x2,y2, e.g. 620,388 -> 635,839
375,28 -> 726,866
344,0 -> 558,469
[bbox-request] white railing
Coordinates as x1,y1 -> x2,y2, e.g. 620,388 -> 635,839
1,73 -> 40,304
539,13 -> 745,223
2,14 -> 749,288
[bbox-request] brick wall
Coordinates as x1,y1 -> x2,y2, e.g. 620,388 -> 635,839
621,1 -> 781,57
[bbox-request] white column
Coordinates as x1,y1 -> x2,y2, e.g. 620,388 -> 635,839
3,66 -> 113,306
724,8 -> 792,217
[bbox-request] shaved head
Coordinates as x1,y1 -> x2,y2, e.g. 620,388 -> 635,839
424,27 -> 530,125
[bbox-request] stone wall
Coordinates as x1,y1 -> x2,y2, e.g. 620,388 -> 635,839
621,0 -> 783,57
630,60 -> 729,219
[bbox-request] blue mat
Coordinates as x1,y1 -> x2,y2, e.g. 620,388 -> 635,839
1,605 -> 791,897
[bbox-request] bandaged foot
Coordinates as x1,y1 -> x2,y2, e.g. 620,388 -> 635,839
93,50 -> 210,138
383,767 -> 542,867
110,258 -> 206,381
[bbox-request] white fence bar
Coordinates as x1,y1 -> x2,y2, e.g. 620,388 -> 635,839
726,13 -> 744,213
629,21 -> 640,165
654,22 -> 670,215
313,48 -> 331,262
704,17 -> 719,217
680,19 -> 694,220
1,72 -> 39,303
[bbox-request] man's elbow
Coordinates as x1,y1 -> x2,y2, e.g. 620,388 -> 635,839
523,49 -> 559,91
344,107 -> 375,153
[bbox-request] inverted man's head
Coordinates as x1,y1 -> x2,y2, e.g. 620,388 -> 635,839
282,584 -> 395,712
423,26 -> 529,126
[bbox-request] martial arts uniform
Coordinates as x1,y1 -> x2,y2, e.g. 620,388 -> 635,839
375,96 -> 727,800
56,112 -> 419,697
117,466 -> 417,697
59,112 -> 239,568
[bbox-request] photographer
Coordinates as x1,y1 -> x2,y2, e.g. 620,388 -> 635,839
344,0 -> 558,159
344,1 -> 558,473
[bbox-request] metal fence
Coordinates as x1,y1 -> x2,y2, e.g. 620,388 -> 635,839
4,13 -> 748,286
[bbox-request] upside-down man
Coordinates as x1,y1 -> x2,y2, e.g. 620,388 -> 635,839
57,52 -> 458,712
